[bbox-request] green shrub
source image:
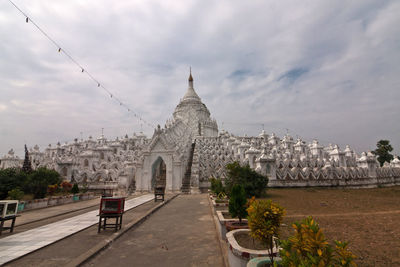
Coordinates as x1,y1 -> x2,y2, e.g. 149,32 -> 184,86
26,167 -> 62,199
210,177 -> 225,195
228,184 -> 247,223
225,162 -> 268,198
0,168 -> 28,199
279,216 -> 357,267
247,199 -> 285,265
71,183 -> 80,194
7,188 -> 25,200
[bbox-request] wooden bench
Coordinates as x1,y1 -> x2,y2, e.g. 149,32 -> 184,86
97,213 -> 123,233
0,215 -> 20,236
154,187 -> 165,202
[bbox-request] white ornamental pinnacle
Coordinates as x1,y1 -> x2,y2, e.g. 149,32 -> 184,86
172,70 -> 218,138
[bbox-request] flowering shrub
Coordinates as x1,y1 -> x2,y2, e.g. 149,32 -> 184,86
47,184 -> 58,196
247,199 -> 285,264
279,216 -> 357,267
60,181 -> 72,193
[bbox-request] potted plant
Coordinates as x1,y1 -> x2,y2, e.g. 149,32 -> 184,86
225,184 -> 248,231
247,199 -> 285,265
8,188 -> 25,211
279,216 -> 357,266
71,183 -> 80,201
226,199 -> 285,267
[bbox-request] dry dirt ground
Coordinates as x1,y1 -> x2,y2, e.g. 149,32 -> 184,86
266,186 -> 400,267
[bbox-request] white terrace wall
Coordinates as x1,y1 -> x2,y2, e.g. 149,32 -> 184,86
192,136 -> 400,190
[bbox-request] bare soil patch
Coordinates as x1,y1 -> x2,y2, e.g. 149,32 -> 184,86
266,186 -> 400,266
235,231 -> 268,250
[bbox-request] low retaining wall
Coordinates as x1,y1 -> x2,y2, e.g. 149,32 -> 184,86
23,192 -> 97,211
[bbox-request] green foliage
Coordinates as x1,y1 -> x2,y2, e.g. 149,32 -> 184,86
372,140 -> 394,167
225,162 -> 268,198
247,199 -> 285,264
8,188 -> 24,200
210,177 -> 225,195
228,184 -> 248,223
0,168 -> 28,199
26,167 -> 62,199
71,183 -> 80,194
279,216 -> 357,267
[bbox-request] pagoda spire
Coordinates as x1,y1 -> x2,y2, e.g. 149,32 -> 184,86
188,67 -> 193,88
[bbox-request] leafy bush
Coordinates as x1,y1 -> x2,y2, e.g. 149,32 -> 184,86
210,177 -> 225,195
225,162 -> 268,198
0,168 -> 28,199
279,216 -> 357,267
8,188 -> 25,200
247,199 -> 285,264
228,184 -> 248,223
26,167 -> 62,199
71,183 -> 80,194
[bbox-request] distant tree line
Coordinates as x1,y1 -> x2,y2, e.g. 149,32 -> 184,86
0,167 -> 62,200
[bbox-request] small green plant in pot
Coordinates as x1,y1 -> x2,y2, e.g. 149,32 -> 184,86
210,177 -> 225,196
228,184 -> 247,223
279,216 -> 357,266
247,199 -> 285,265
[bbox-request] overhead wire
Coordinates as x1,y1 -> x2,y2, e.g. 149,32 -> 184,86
7,0 -> 155,129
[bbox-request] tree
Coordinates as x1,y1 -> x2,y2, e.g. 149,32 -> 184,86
228,184 -> 247,223
71,183 -> 80,194
22,144 -> 32,173
372,140 -> 394,167
26,167 -> 62,199
225,162 -> 268,198
0,168 -> 27,200
247,199 -> 285,265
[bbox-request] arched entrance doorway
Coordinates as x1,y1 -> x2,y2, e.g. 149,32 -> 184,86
151,157 -> 166,190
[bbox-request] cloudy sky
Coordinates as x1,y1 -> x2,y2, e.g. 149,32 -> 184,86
1,0 -> 399,157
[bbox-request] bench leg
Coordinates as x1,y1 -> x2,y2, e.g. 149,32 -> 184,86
0,220 -> 4,236
98,216 -> 102,233
10,217 -> 16,233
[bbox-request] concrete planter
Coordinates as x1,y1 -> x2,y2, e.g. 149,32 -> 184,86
226,229 -> 279,267
246,256 -> 282,267
216,210 -> 248,240
212,199 -> 229,213
17,202 -> 25,212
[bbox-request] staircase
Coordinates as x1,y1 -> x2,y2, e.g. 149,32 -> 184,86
181,143 -> 195,194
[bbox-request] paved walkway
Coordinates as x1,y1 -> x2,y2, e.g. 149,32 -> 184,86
0,194 -> 154,265
85,194 -> 224,267
12,197 -> 101,227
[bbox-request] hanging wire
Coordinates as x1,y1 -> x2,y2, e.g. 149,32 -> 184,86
7,0 -> 156,129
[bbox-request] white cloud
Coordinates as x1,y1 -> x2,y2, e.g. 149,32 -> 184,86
0,0 -> 399,157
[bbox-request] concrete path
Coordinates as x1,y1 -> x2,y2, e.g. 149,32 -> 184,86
0,194 -> 154,265
85,194 -> 224,267
12,197 -> 101,227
